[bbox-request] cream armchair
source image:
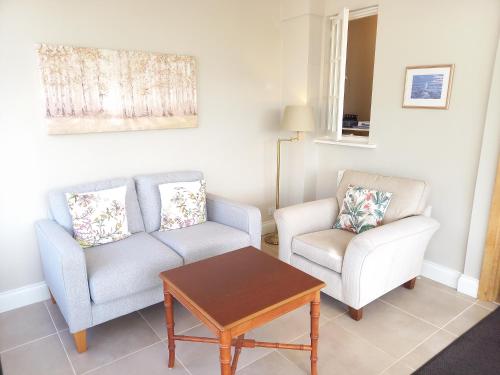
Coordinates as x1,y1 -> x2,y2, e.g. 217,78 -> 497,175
274,170 -> 440,320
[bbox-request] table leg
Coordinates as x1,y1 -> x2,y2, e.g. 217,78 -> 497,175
310,291 -> 320,375
231,334 -> 245,374
164,290 -> 175,368
219,331 -> 232,375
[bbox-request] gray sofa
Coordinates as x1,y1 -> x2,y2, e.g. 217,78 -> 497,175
35,171 -> 261,352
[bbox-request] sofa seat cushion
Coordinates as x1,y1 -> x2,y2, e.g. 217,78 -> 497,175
85,232 -> 183,304
151,221 -> 250,264
292,229 -> 355,273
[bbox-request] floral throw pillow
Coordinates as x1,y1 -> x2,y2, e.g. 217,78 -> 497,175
65,186 -> 131,248
159,180 -> 207,231
334,185 -> 393,234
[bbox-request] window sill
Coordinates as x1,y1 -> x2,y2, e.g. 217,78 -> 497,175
313,136 -> 377,149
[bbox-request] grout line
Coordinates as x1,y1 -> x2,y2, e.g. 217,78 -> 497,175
439,302 -> 482,332
277,350 -> 307,373
378,299 -> 445,330
81,341 -> 162,375
417,277 -> 476,303
175,354 -> 194,375
137,310 -> 162,341
0,332 -> 59,354
44,302 -> 77,375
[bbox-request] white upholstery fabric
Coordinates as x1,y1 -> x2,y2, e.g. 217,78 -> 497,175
292,229 -> 355,273
336,170 -> 430,224
152,221 -> 251,264
274,198 -> 339,264
85,232 -> 182,304
275,171 -> 440,312
342,215 -> 440,308
291,254 -> 343,301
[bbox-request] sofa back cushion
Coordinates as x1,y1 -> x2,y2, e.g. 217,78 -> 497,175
336,170 -> 430,224
135,171 -> 204,233
48,178 -> 145,236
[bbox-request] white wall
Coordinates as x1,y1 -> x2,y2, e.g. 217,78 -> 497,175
0,0 -> 282,292
315,0 -> 500,274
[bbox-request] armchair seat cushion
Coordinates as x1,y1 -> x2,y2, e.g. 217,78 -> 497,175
151,221 -> 250,264
85,232 -> 183,304
292,229 -> 355,273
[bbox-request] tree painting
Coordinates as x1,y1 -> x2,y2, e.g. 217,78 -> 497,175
37,44 -> 197,134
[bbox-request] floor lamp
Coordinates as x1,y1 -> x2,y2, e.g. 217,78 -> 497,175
265,105 -> 315,245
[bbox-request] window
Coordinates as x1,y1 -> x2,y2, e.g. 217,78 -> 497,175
323,6 -> 378,144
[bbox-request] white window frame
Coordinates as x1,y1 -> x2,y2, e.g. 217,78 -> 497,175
325,6 -> 378,142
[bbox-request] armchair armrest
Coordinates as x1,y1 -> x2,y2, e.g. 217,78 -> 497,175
35,219 -> 92,333
206,193 -> 262,249
274,198 -> 339,263
342,215 -> 440,309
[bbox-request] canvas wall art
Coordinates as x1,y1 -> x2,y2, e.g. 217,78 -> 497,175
37,44 -> 197,134
402,64 -> 454,109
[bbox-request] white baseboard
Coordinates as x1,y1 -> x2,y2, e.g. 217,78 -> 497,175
457,274 -> 479,298
0,281 -> 50,314
262,219 -> 276,235
421,260 -> 461,289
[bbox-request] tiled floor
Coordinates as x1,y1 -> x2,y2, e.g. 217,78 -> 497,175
1,241 -> 497,375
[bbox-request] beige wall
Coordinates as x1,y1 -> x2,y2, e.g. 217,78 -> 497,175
0,0 -> 282,292
343,15 -> 377,121
316,0 -> 500,274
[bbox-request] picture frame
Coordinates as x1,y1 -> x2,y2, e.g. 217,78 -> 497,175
402,64 -> 454,109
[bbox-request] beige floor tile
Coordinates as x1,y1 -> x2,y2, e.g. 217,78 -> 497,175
381,361 -> 414,375
476,300 -> 499,311
237,352 -> 306,375
139,301 -> 201,339
380,279 -> 473,327
320,293 -> 348,319
443,304 -> 492,336
400,329 -> 456,369
336,300 -> 437,358
44,300 -> 69,331
88,341 -> 189,375
0,334 -> 73,375
0,302 -> 56,352
280,319 -> 395,375
417,277 -> 475,302
250,304 -> 327,344
175,324 -> 271,375
60,312 -> 160,374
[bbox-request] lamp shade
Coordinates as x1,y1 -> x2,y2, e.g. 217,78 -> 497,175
281,105 -> 315,132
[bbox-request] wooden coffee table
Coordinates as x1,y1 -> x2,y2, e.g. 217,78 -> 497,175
159,246 -> 325,375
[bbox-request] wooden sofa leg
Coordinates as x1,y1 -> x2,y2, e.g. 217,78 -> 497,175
49,290 -> 56,304
348,307 -> 363,321
73,330 -> 87,353
403,277 -> 417,290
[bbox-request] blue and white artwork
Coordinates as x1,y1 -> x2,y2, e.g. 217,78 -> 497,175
410,74 -> 444,99
403,65 -> 453,109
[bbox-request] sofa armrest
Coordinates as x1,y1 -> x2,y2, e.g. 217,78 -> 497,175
206,193 -> 262,249
274,198 -> 339,263
342,215 -> 440,309
35,219 -> 92,333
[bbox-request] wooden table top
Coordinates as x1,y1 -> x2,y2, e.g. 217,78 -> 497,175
159,247 -> 325,330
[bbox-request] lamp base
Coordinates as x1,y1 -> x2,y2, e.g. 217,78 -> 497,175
264,232 -> 279,246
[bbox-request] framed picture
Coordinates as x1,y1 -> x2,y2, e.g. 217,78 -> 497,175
402,64 -> 454,109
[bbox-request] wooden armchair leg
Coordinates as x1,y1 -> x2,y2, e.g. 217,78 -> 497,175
348,307 -> 363,321
73,330 -> 87,353
403,277 -> 417,290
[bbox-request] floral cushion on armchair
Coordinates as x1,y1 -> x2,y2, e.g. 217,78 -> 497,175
159,180 -> 207,231
334,185 -> 393,234
66,186 -> 131,248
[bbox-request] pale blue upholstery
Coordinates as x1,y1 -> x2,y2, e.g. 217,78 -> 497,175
152,221 -> 250,264
135,171 -> 203,233
48,177 -> 145,235
85,232 -> 182,304
35,171 -> 262,339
